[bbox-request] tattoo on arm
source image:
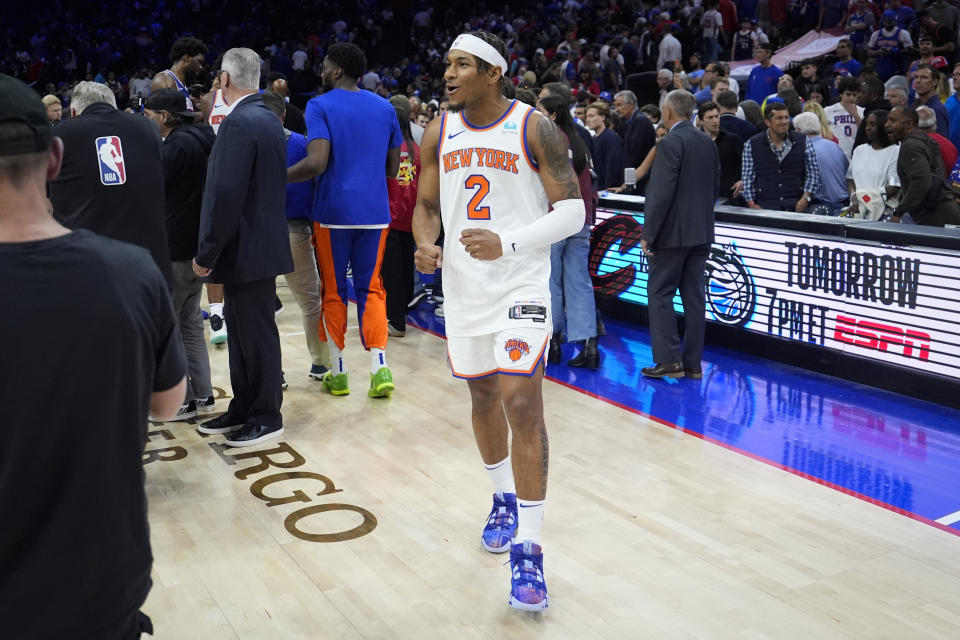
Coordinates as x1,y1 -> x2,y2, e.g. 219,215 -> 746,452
537,115 -> 582,201
539,424 -> 549,487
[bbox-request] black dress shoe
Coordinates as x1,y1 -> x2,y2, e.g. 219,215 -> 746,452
224,423 -> 284,448
685,368 -> 703,379
197,413 -> 245,434
567,336 -> 599,369
641,362 -> 685,378
547,333 -> 563,365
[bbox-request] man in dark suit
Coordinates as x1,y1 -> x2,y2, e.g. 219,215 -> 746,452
641,89 -> 720,379
613,89 -> 657,192
699,100 -> 743,201
193,48 -> 294,446
716,89 -> 757,144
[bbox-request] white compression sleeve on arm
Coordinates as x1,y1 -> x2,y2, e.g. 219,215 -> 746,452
499,199 -> 585,254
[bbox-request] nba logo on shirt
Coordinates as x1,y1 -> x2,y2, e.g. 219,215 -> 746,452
95,136 -> 126,186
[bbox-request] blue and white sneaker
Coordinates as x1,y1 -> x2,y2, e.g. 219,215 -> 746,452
508,540 -> 548,611
481,492 -> 517,553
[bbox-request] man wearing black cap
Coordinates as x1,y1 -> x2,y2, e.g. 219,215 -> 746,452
48,80 -> 171,281
144,88 -> 217,421
0,74 -> 186,638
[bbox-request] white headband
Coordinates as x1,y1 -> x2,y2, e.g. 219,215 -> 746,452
449,34 -> 509,75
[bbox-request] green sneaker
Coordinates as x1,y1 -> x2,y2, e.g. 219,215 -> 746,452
323,371 -> 350,396
368,366 -> 395,398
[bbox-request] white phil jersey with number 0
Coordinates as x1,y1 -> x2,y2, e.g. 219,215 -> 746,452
208,89 -> 237,135
437,100 -> 551,337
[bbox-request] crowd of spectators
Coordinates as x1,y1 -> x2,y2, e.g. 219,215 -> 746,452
7,0 -> 960,223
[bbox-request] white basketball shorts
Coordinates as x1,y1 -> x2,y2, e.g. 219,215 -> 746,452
447,327 -> 550,379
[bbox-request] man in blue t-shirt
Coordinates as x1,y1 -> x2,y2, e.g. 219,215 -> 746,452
832,39 -> 863,77
288,43 -> 402,399
946,63 -> 960,153
746,43 -> 783,104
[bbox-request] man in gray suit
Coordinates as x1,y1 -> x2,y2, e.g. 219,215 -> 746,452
640,89 -> 720,379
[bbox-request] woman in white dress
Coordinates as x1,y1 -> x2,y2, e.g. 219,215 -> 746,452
847,109 -> 900,220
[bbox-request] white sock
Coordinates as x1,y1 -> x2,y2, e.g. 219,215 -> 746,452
484,456 -> 516,495
331,343 -> 346,375
516,498 -> 545,545
209,302 -> 223,317
371,348 -> 386,374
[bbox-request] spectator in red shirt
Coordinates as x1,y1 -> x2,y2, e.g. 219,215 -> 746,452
574,70 -> 601,100
719,0 -> 739,36
382,103 -> 421,337
917,105 -> 958,176
769,0 -> 789,39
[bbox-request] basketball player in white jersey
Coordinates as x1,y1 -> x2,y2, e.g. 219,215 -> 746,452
206,74 -> 238,135
197,66 -> 235,344
413,31 -> 585,612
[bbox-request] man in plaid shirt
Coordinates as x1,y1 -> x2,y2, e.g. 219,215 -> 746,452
741,102 -> 820,212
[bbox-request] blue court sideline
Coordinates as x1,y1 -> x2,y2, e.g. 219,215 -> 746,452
405,301 -> 960,537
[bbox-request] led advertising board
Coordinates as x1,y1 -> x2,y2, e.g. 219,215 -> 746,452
589,205 -> 960,380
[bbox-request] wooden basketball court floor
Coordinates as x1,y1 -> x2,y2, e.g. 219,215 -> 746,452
142,284 -> 960,639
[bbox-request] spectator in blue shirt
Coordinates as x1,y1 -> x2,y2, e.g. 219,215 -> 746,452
832,39 -> 863,77
746,43 -> 783,104
794,112 -> 850,215
818,0 -> 849,31
945,63 -> 960,152
695,75 -> 731,105
887,0 -> 915,29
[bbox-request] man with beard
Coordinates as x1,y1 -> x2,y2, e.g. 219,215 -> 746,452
151,37 -> 208,111
885,106 -> 960,226
288,43 -> 402,399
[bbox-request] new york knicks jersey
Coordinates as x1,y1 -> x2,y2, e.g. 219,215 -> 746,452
208,89 -> 236,134
437,100 -> 551,337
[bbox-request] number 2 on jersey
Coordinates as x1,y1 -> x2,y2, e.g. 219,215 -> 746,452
465,175 -> 491,220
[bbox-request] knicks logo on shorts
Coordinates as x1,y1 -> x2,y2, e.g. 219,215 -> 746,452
504,338 -> 532,362
95,136 -> 126,185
